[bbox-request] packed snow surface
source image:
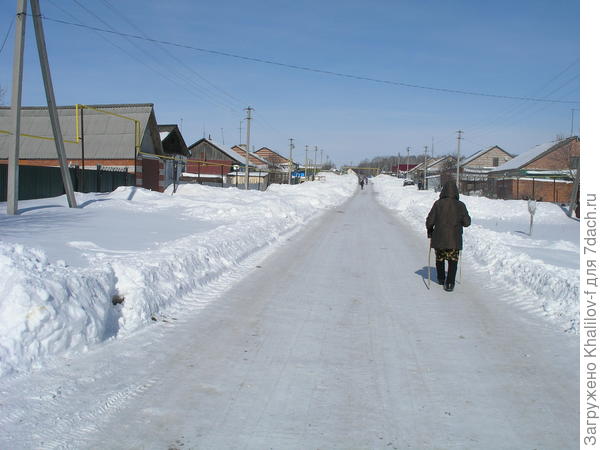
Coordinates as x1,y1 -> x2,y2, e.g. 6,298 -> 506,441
0,172 -> 580,378
0,173 -> 356,377
373,175 -> 579,333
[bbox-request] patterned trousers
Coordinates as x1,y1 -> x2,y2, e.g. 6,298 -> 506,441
435,249 -> 460,262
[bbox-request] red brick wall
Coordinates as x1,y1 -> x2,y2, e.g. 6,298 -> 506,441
497,178 -> 574,203
524,140 -> 579,170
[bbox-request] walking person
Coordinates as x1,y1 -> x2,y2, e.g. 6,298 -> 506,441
359,177 -> 364,190
426,181 -> 471,292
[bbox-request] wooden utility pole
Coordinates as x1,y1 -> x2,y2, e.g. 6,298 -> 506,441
406,147 -> 410,178
304,145 -> 308,182
314,146 -> 318,180
288,138 -> 294,184
424,145 -> 428,190
244,106 -> 253,189
456,130 -> 463,188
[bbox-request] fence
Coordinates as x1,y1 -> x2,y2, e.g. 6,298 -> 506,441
0,164 -> 135,201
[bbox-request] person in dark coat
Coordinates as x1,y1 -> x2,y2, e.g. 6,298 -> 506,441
426,181 -> 471,291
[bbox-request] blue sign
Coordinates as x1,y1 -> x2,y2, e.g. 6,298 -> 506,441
292,171 -> 305,177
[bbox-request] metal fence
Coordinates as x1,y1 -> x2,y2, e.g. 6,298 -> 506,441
0,164 -> 135,201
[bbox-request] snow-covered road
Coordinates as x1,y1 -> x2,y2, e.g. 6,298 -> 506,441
0,185 -> 578,449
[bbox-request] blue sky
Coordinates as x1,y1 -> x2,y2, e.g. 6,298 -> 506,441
0,0 -> 580,166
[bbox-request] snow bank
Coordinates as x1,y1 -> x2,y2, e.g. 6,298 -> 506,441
373,175 -> 579,333
0,173 -> 356,376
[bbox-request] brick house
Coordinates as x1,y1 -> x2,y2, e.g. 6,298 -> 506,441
186,138 -> 245,180
488,136 -> 579,204
0,103 -> 180,192
459,145 -> 513,195
411,155 -> 456,190
230,145 -> 272,170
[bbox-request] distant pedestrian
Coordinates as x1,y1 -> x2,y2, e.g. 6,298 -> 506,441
426,181 -> 471,292
359,178 -> 364,190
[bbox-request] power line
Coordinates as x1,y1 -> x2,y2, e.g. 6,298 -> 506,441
41,15 -> 579,105
0,18 -> 14,55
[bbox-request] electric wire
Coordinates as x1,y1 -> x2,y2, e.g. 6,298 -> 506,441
96,0 -> 288,141
431,60 -> 579,154
0,17 -> 14,56
68,0 -> 242,117
41,15 -> 579,105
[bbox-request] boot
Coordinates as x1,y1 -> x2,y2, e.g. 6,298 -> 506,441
444,260 -> 458,292
435,261 -> 446,285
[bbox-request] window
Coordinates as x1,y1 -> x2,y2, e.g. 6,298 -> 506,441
570,156 -> 580,169
492,157 -> 499,167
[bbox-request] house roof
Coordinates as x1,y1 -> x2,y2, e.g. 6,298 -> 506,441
489,136 -> 578,173
158,124 -> 190,157
0,104 -> 161,160
412,156 -> 454,172
230,145 -> 271,166
188,138 -> 245,164
255,146 -> 291,163
460,145 -> 512,167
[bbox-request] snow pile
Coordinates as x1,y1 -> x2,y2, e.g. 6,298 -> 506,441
0,173 -> 356,376
373,175 -> 579,332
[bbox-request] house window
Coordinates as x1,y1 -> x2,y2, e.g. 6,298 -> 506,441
492,157 -> 499,167
570,156 -> 580,169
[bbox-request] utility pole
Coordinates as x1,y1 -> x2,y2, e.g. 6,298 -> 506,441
320,148 -> 323,168
31,0 -> 77,208
456,130 -> 463,189
7,0 -> 27,215
314,145 -> 318,180
396,152 -> 400,178
570,109 -> 577,136
288,138 -> 294,184
424,145 -> 428,190
304,145 -> 308,182
7,0 -> 77,214
244,106 -> 253,189
238,120 -> 243,145
406,147 -> 410,178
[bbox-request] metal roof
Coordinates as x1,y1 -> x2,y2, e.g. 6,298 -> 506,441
0,104 -> 160,160
188,138 -> 245,164
489,136 -> 578,173
230,145 -> 271,166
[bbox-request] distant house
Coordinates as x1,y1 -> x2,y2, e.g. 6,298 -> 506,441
0,103 -> 177,192
255,146 -> 292,169
230,145 -> 272,169
187,138 -> 245,180
158,124 -> 189,188
488,136 -> 579,204
459,145 -> 513,194
411,155 -> 456,190
391,163 -> 418,175
251,146 -> 294,184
